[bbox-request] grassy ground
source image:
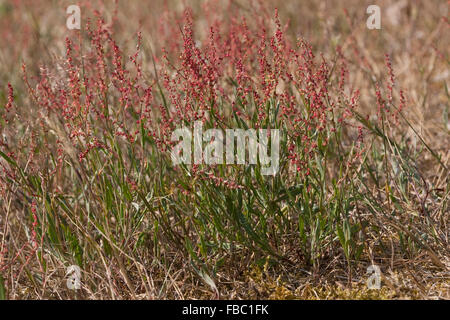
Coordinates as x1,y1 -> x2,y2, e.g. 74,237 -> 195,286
0,0 -> 448,299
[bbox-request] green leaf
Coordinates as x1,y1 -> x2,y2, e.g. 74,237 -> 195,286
0,274 -> 6,300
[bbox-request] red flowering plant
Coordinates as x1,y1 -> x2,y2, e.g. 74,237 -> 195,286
0,1 -> 447,299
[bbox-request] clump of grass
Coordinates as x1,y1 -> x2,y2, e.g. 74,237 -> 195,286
0,0 -> 448,299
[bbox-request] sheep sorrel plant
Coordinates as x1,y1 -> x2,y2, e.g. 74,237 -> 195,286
0,1 -> 448,300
